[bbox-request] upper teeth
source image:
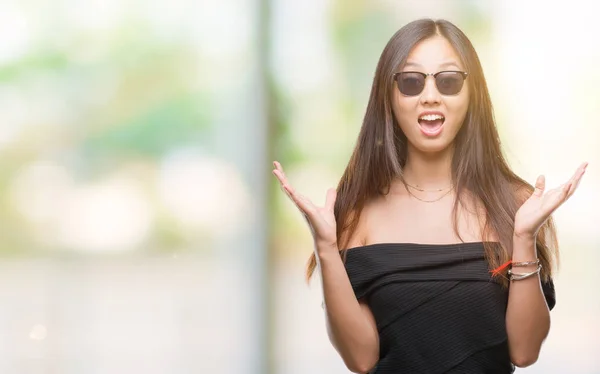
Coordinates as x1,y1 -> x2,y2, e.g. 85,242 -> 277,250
419,114 -> 444,121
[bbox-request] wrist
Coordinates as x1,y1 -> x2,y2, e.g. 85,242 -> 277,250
513,229 -> 536,241
316,250 -> 343,269
315,241 -> 340,258
512,232 -> 537,261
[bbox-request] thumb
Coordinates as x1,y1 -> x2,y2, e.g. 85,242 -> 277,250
533,175 -> 545,197
325,188 -> 337,212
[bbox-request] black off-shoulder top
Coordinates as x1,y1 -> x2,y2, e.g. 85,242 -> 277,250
343,241 -> 555,374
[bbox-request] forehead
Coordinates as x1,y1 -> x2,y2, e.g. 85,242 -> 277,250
402,35 -> 464,71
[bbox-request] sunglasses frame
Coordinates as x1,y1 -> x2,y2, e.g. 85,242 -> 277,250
392,70 -> 469,96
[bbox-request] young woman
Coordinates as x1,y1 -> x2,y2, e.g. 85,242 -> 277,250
272,18 -> 587,373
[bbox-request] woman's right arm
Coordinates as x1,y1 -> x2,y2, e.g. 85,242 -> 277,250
318,242 -> 380,373
272,161 -> 379,373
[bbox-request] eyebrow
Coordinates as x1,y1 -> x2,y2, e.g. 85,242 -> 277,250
404,61 -> 461,69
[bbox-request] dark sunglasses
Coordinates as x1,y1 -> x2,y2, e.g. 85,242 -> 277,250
393,71 -> 468,96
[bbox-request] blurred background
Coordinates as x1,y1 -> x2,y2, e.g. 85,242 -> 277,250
0,0 -> 598,373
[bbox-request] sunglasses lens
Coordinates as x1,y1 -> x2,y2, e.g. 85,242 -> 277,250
435,72 -> 465,95
398,72 -> 425,96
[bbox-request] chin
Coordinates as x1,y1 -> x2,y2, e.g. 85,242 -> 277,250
412,139 -> 453,154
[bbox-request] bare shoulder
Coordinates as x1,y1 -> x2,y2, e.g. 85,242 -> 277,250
345,194 -> 389,249
339,197 -> 380,250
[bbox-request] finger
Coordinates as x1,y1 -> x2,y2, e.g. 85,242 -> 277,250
279,180 -> 297,202
274,165 -> 293,192
272,169 -> 289,187
567,164 -> 587,197
273,170 -> 304,209
324,188 -> 337,212
562,182 -> 573,198
273,168 -> 311,210
282,185 -> 308,215
545,162 -> 587,199
533,175 -> 545,197
280,182 -> 294,201
560,162 -> 587,198
565,162 -> 586,187
272,163 -> 319,219
294,192 -> 318,219
277,178 -> 315,214
273,161 -> 286,177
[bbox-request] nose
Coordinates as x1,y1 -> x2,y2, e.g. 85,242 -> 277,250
420,75 -> 441,105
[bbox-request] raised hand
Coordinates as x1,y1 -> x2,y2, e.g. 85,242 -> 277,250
272,161 -> 338,252
514,162 -> 588,239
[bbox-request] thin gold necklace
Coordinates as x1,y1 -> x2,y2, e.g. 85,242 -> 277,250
406,185 -> 454,203
404,182 -> 453,192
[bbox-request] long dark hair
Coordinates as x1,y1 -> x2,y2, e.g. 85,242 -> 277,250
306,19 -> 558,287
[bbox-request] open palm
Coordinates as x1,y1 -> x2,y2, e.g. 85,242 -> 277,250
514,162 -> 588,238
272,161 -> 338,249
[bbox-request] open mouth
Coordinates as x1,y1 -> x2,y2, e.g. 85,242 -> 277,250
418,113 -> 445,136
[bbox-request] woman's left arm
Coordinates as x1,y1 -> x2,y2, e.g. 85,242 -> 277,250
505,234 -> 550,367
506,161 -> 588,367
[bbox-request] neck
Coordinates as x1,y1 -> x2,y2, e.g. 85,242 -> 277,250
400,143 -> 454,189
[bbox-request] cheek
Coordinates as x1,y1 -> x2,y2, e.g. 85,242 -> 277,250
392,99 -> 418,127
447,96 -> 469,123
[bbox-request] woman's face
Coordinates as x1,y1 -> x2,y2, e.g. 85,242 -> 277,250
391,35 -> 470,154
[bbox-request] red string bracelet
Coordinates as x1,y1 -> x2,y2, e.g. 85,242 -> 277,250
490,260 -> 512,277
